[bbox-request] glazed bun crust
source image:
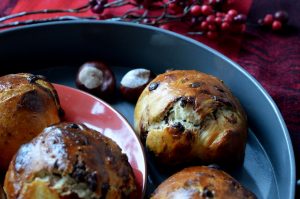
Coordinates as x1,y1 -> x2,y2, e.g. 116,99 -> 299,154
134,70 -> 247,167
4,122 -> 137,199
151,166 -> 256,199
0,73 -> 62,172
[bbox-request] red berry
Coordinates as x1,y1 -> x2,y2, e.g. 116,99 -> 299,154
227,9 -> 238,17
200,21 -> 209,30
160,24 -> 171,30
208,24 -> 217,31
201,5 -> 213,16
263,14 -> 273,25
223,14 -> 233,23
238,24 -> 246,32
208,0 -> 217,5
169,2 -> 182,14
272,20 -> 282,30
91,4 -> 104,14
206,15 -> 215,24
215,17 -> 222,25
274,10 -> 288,23
216,12 -> 225,17
190,5 -> 202,16
207,31 -> 218,39
169,2 -> 176,9
221,22 -> 230,30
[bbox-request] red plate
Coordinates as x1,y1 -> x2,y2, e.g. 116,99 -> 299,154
54,84 -> 146,198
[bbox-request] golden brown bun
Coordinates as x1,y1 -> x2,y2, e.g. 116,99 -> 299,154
4,122 -> 137,199
134,70 -> 247,167
151,166 -> 256,199
0,73 -> 62,172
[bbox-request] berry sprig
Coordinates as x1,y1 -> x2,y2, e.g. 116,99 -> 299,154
188,4 -> 247,38
258,10 -> 289,31
0,0 -> 289,39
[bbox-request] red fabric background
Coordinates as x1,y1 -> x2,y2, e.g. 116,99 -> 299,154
0,0 -> 299,196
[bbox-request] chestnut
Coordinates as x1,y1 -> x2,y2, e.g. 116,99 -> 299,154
120,68 -> 155,102
76,61 -> 116,101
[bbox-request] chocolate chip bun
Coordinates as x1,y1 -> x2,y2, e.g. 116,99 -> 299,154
151,166 -> 256,199
0,73 -> 62,172
4,123 -> 137,199
134,70 -> 247,167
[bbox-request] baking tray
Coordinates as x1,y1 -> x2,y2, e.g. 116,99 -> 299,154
0,21 -> 295,199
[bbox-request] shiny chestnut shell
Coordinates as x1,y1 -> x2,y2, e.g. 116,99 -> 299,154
76,61 -> 116,101
120,68 -> 155,102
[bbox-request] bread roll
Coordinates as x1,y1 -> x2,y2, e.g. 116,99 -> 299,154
4,122 -> 137,199
0,73 -> 62,172
151,166 -> 256,199
134,70 -> 247,167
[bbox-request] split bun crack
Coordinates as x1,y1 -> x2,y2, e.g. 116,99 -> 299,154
134,70 -> 248,168
4,122 -> 137,199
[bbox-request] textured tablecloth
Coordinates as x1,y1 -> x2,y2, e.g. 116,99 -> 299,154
1,0 -> 300,196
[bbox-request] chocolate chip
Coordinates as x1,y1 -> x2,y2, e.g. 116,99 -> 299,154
58,108 -> 65,117
179,96 -> 195,107
163,108 -> 173,124
87,172 -> 98,191
199,90 -> 210,95
68,123 -> 80,129
53,160 -> 59,169
202,187 -> 214,198
212,96 -> 233,107
213,85 -> 224,93
27,74 -> 46,83
172,122 -> 185,132
189,82 -> 203,88
180,99 -> 187,107
179,96 -> 189,107
27,75 -> 39,83
72,161 -> 87,182
164,115 -> 169,124
148,82 -> 159,91
101,183 -> 110,197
